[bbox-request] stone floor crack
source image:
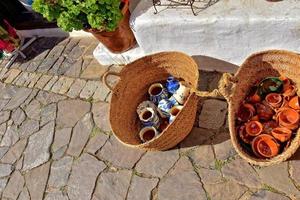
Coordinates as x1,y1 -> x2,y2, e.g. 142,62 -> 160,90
187,155 -> 211,200
287,161 -> 300,192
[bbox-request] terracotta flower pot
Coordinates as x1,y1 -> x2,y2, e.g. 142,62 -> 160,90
266,93 -> 282,108
257,135 -> 280,158
278,108 -> 300,130
289,96 -> 300,110
271,127 -> 292,142
283,85 -> 297,98
252,134 -> 280,158
238,125 -> 254,144
86,2 -> 136,53
237,103 -> 256,122
246,121 -> 263,136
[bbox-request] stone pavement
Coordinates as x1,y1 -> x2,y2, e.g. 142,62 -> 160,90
0,37 -> 299,200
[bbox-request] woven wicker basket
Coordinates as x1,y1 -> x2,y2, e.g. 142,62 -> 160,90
103,52 -> 219,151
219,50 -> 300,166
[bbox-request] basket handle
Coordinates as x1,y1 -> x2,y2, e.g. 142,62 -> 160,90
218,73 -> 237,101
191,88 -> 223,99
102,71 -> 121,91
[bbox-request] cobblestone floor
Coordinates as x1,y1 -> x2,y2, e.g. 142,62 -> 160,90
0,37 -> 300,200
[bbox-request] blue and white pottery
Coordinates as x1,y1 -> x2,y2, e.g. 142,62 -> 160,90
173,82 -> 190,105
169,105 -> 183,123
138,107 -> 160,129
139,126 -> 159,143
137,101 -> 157,116
158,98 -> 177,118
169,95 -> 179,106
148,83 -> 169,104
166,76 -> 180,94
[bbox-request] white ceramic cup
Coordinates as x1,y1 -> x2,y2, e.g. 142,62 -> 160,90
173,82 -> 190,105
139,126 -> 159,142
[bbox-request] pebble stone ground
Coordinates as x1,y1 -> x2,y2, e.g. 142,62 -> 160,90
0,37 -> 299,200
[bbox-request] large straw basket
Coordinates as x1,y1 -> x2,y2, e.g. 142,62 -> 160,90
103,52 -> 201,151
219,50 -> 300,166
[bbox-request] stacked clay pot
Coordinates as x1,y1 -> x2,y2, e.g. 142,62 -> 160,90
236,76 -> 300,159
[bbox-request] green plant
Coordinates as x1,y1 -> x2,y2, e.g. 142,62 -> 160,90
32,0 -> 123,32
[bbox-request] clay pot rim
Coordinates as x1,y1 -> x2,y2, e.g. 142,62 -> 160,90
257,136 -> 279,158
245,121 -> 263,136
289,96 -> 300,110
252,134 -> 279,158
278,108 -> 300,126
265,93 -> 282,107
271,127 -> 292,142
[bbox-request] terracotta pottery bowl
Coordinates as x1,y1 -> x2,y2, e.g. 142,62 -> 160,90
256,135 -> 280,158
265,93 -> 282,108
289,96 -> 300,110
278,108 -> 299,130
271,127 -> 292,143
245,121 -> 263,136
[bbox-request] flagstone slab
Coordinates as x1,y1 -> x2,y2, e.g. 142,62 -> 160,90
67,113 -> 93,157
57,99 -> 90,128
3,88 -> 32,110
93,170 -> 132,200
1,139 -> 27,164
25,162 -> 50,200
158,156 -> 206,200
85,131 -> 109,155
48,156 -> 73,188
11,108 -> 26,126
222,157 -> 261,188
23,122 -> 54,171
256,162 -> 300,199
135,149 -> 179,178
127,175 -> 159,200
0,164 -> 13,178
2,170 -> 24,200
92,102 -> 111,132
204,180 -> 247,200
19,119 -> 39,139
67,153 -> 106,200
198,99 -> 227,129
97,136 -> 144,169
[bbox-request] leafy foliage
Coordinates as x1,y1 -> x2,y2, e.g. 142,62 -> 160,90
32,0 -> 123,32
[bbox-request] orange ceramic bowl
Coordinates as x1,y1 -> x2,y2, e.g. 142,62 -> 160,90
271,127 -> 292,143
278,108 -> 299,130
252,134 -> 280,158
246,121 -> 263,136
289,96 -> 300,110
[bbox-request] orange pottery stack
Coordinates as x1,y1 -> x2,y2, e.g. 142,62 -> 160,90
237,76 -> 300,159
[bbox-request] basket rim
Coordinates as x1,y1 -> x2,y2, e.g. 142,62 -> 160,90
229,49 -> 300,166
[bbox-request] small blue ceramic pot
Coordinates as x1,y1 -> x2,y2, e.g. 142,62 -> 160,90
138,107 -> 160,129
158,98 -> 178,118
166,76 -> 180,94
148,83 -> 169,104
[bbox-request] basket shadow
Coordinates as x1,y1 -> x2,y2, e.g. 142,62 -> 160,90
176,55 -> 237,150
